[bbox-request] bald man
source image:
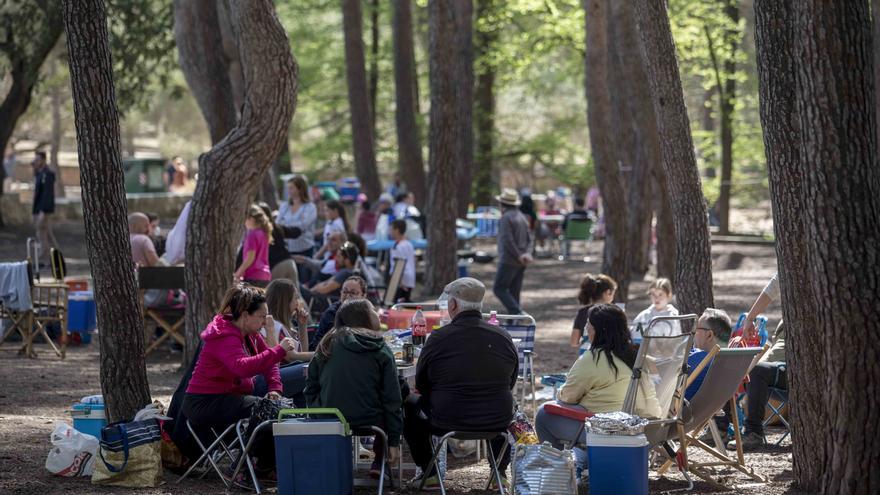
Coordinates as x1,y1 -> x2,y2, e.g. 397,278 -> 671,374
129,212 -> 160,267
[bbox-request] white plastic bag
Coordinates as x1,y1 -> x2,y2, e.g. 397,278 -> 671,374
46,422 -> 99,477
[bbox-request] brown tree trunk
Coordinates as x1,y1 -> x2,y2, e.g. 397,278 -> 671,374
62,0 -> 151,422
473,0 -> 497,207
654,165 -> 676,280
769,1 -> 880,491
392,0 -> 427,210
717,0 -> 739,235
610,0 -> 656,281
343,0 -> 382,200
754,0 -> 825,487
369,0 -> 380,136
454,0 -> 475,218
425,0 -> 464,294
874,0 -> 880,149
181,0 -> 298,365
633,0 -> 714,317
584,0 -> 630,301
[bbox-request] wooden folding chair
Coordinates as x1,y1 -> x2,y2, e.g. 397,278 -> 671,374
0,258 -> 68,359
138,266 -> 186,356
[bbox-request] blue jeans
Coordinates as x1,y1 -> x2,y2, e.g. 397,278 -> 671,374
535,402 -> 588,468
493,263 -> 525,314
253,362 -> 308,406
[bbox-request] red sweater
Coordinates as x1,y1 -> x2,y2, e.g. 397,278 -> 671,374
186,314 -> 286,395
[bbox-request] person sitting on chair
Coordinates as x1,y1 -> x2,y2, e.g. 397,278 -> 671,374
296,230 -> 347,287
304,299 -> 402,479
561,197 -> 591,231
403,277 -> 519,490
300,241 -> 360,314
535,304 -> 662,475
183,284 -> 297,478
310,275 -> 367,350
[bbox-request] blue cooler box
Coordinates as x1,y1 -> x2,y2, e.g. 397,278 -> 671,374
71,403 -> 107,439
587,432 -> 649,495
68,291 -> 97,343
274,409 -> 353,495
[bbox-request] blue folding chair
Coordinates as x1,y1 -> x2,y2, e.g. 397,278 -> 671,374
474,206 -> 500,238
484,313 -> 537,417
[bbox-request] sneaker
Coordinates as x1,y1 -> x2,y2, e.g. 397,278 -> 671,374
409,473 -> 441,491
728,431 -> 765,451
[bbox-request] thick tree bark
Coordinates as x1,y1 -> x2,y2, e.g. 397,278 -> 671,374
584,0 -> 630,301
182,0 -> 298,365
62,0 -> 151,422
342,0 -> 382,200
654,164 -> 676,280
392,0 -> 427,209
425,0 -> 463,294
874,0 -> 880,149
454,0 -> 475,218
610,0 -> 657,280
717,0 -> 739,235
173,0 -> 237,145
754,0 -> 825,487
633,0 -> 714,317
783,1 -> 879,491
473,0 -> 497,207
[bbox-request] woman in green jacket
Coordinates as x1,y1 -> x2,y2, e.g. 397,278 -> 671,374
304,299 -> 402,477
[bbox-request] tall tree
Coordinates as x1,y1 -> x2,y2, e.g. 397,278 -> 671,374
754,0 -> 825,487
0,0 -> 63,158
454,0 -> 475,218
634,0 -> 714,316
654,165 -> 676,280
369,0 -> 380,135
180,0 -> 298,364
62,0 -> 151,422
391,0 -> 426,209
342,0 -> 382,200
583,0 -> 630,300
711,0 -> 739,234
473,0 -> 498,207
874,0 -> 880,148
760,0 -> 880,491
425,0 -> 464,294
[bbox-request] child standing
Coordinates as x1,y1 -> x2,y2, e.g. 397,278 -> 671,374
632,278 -> 680,339
234,204 -> 273,288
389,219 -> 416,302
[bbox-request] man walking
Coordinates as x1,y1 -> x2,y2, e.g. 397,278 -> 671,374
493,188 -> 532,314
32,151 -> 58,264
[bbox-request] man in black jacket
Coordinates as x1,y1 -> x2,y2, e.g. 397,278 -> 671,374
404,277 -> 519,489
32,151 -> 58,264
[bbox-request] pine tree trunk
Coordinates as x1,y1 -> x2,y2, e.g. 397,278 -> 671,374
369,0 -> 380,136
717,0 -> 739,235
173,0 -> 237,145
584,0 -> 630,301
182,0 -> 298,365
873,0 -> 880,148
754,0 -> 825,487
769,1 -> 880,491
425,0 -> 463,295
62,0 -> 151,422
654,165 -> 676,280
392,0 -> 427,210
343,0 -> 382,200
610,0 -> 657,280
473,0 -> 497,207
454,0 -> 475,218
633,0 -> 714,317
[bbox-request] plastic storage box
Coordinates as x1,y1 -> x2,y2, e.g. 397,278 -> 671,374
274,409 -> 353,495
587,432 -> 649,495
71,403 -> 106,439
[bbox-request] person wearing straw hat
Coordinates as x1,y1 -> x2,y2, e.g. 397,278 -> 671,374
493,188 -> 533,314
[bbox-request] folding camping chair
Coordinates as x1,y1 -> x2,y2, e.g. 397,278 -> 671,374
381,258 -> 407,308
176,420 -> 240,487
484,313 -> 538,418
419,430 -> 509,495
763,387 -> 790,446
138,266 -> 186,356
559,218 -> 592,261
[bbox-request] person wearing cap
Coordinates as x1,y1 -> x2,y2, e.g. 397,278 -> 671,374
403,277 -> 519,489
494,188 -> 533,315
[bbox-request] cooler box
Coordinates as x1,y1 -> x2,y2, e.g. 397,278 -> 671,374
68,291 -> 97,343
71,403 -> 107,439
587,432 -> 649,495
274,408 -> 353,495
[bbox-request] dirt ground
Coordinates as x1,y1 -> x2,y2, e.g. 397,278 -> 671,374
0,221 -> 797,494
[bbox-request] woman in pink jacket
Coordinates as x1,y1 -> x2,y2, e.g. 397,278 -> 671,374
183,284 -> 296,475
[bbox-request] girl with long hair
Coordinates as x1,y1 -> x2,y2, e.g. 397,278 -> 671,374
234,204 -> 273,288
569,274 -> 618,348
315,200 -> 350,259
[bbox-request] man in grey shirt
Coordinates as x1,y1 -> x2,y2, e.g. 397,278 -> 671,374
493,188 -> 532,314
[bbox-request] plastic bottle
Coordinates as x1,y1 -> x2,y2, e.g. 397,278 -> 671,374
411,306 -> 427,346
488,311 -> 499,326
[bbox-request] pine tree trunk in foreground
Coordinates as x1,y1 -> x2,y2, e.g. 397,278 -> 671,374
424,0 -> 462,295
473,0 -> 498,207
62,0 -> 151,422
343,0 -> 382,200
454,0 -> 475,218
771,1 -> 880,491
584,0 -> 630,300
392,0 -> 427,210
633,0 -> 714,317
182,0 -> 298,365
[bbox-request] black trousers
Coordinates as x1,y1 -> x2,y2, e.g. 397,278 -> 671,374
714,361 -> 787,436
182,393 -> 274,470
402,398 -> 511,477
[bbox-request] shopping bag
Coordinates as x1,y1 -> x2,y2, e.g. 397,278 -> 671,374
45,422 -> 99,477
91,419 -> 163,487
511,442 -> 577,495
